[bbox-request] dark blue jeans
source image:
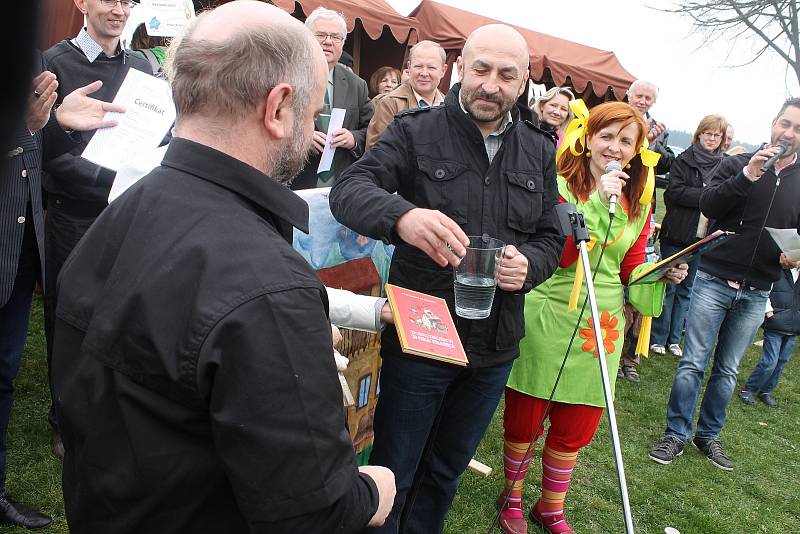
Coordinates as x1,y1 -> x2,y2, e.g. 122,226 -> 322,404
0,224 -> 38,490
651,240 -> 700,346
744,329 -> 797,394
665,271 -> 768,441
368,355 -> 513,534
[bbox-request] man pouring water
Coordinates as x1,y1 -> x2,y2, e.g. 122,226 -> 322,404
329,24 -> 565,534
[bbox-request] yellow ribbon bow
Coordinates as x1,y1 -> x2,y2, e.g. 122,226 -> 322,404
638,138 -> 660,206
557,99 -> 590,161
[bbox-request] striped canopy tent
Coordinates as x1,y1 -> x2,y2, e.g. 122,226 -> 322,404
39,0 -> 418,89
270,0 -> 419,81
410,0 -> 636,104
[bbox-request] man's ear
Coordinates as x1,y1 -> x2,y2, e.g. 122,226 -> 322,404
263,84 -> 293,140
455,56 -> 463,81
517,71 -> 530,98
73,0 -> 88,14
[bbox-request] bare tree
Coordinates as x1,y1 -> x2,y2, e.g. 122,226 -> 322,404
663,0 -> 800,85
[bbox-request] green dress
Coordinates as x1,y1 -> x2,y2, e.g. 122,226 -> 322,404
506,176 -> 664,407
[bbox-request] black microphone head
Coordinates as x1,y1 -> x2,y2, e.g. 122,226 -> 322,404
776,142 -> 789,155
605,160 -> 622,173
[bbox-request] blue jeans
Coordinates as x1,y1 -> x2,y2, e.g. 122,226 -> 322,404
0,224 -> 38,490
744,329 -> 797,394
368,355 -> 512,534
651,241 -> 700,346
665,271 -> 768,441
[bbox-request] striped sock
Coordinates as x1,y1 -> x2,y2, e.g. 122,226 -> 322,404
539,446 -> 578,517
500,439 -> 535,513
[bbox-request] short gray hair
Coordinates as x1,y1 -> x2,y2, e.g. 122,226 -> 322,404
408,40 -> 446,65
167,14 -> 316,122
627,79 -> 659,99
305,7 -> 347,42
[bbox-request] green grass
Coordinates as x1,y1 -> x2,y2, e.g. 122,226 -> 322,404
3,191 -> 798,533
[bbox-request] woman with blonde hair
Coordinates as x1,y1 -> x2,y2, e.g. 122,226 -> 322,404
531,86 -> 575,143
496,101 -> 687,534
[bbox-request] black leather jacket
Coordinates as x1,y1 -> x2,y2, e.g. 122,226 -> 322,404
330,84 -> 565,367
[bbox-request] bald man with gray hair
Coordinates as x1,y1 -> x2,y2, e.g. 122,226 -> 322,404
627,78 -> 674,174
51,2 -> 394,532
331,23 -> 564,534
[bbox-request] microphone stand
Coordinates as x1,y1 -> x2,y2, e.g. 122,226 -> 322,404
567,208 -> 635,534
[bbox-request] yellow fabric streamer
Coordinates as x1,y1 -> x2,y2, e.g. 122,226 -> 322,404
557,99 -> 590,161
567,237 -> 595,311
638,138 -> 660,206
635,315 -> 652,359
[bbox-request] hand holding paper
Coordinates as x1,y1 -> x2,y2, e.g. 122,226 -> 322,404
82,69 -> 176,172
766,228 -> 800,262
316,107 -> 346,174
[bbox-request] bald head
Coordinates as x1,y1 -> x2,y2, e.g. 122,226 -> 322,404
169,0 -> 326,122
456,24 -> 530,136
190,1 -> 297,42
463,24 -> 529,72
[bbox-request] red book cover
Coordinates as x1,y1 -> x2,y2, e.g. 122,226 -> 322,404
385,284 -> 469,366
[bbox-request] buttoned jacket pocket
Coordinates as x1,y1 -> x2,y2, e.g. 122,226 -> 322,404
415,156 -> 469,224
505,171 -> 543,233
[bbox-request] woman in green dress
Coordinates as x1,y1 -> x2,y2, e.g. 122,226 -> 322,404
496,101 -> 688,534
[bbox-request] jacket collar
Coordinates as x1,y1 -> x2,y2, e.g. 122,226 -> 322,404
161,138 -> 309,239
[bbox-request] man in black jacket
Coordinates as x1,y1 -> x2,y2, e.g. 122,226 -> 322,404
330,24 -> 564,534
627,79 -> 675,175
51,3 -> 394,532
650,98 -> 800,471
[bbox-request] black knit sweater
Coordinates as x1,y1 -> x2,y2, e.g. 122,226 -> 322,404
42,40 -> 152,203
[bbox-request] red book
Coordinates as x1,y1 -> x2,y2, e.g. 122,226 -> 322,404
385,284 -> 469,366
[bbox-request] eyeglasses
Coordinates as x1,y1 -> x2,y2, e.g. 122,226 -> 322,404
701,131 -> 723,139
100,0 -> 137,7
313,32 -> 344,44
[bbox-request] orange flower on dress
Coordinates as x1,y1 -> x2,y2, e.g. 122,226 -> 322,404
579,311 -> 619,357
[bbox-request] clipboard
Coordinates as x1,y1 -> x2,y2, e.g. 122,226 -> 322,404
629,230 -> 733,285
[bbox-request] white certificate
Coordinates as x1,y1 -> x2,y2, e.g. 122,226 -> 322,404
317,107 -> 346,174
82,68 -> 176,172
766,227 -> 800,261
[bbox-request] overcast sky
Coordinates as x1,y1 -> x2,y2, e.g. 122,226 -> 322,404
387,0 -> 798,146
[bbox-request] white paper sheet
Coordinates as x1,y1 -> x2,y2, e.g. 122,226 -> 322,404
108,145 -> 168,203
766,227 -> 800,261
82,68 -> 175,172
317,107 -> 346,174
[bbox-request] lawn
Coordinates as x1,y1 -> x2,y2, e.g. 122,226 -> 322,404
3,188 -> 798,533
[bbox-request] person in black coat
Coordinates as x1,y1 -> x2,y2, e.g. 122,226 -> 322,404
738,266 -> 800,407
0,64 -> 123,530
650,114 -> 729,356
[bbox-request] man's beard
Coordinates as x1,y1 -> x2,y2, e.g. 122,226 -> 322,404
461,85 -> 516,124
271,110 -> 311,185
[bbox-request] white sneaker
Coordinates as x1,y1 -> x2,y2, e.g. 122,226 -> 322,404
650,344 -> 666,355
668,344 -> 683,357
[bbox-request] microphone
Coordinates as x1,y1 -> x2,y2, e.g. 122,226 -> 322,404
605,160 -> 622,216
760,143 -> 788,173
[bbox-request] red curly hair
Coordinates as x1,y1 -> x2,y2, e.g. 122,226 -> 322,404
557,102 -> 649,221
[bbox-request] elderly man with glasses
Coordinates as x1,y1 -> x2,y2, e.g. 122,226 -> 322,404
41,0 -> 153,459
291,7 -> 373,190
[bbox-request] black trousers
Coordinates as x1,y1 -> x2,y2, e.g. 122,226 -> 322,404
43,196 -> 104,430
